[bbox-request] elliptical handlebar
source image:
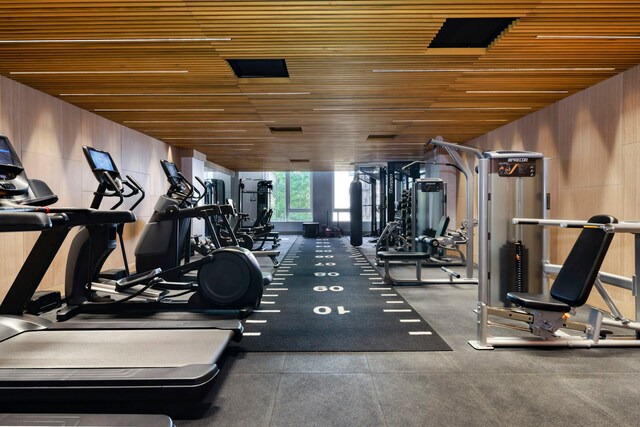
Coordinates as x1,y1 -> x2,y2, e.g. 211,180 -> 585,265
124,175 -> 145,211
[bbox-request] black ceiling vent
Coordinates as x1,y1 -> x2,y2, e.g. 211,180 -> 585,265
290,159 -> 310,163
270,126 -> 303,134
226,59 -> 289,78
429,18 -> 517,48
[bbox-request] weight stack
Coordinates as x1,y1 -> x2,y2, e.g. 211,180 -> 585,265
498,240 -> 529,306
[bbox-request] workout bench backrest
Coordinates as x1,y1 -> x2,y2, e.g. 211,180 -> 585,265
550,214 -> 617,307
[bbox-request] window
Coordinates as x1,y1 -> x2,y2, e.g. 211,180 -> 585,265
270,171 -> 312,222
333,171 -> 374,223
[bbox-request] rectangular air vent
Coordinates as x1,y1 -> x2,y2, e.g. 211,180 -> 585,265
367,134 -> 397,140
226,59 -> 289,78
270,126 -> 303,134
429,18 -> 517,48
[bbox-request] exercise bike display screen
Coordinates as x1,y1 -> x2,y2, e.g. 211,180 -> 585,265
86,147 -> 118,172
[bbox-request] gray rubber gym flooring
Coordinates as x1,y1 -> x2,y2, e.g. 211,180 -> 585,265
179,236 -> 640,427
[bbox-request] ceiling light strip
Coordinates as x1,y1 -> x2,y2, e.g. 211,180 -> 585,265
393,119 -> 509,123
466,90 -> 568,94
163,137 -> 275,140
0,38 -> 231,43
125,120 -> 275,124
11,70 -> 188,75
372,68 -> 614,73
61,92 -> 310,96
96,108 -> 224,112
537,35 -> 640,40
314,107 -> 531,111
145,129 -> 247,132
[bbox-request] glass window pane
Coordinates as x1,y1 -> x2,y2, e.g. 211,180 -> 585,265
334,171 -> 352,209
289,171 -> 311,209
271,171 -> 286,221
289,211 -> 312,221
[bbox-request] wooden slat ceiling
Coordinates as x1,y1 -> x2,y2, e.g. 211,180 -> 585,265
1,1 -> 640,171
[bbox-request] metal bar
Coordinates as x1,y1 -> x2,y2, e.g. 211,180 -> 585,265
544,263 -> 633,291
542,159 -> 551,295
0,225 -> 71,315
512,218 -> 589,227
593,278 -> 627,321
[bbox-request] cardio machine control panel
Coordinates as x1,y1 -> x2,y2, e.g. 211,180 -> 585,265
0,135 -> 30,197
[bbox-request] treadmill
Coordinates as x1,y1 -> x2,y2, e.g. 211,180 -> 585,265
0,135 -> 234,409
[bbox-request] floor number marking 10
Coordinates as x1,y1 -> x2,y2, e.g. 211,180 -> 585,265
313,306 -> 350,315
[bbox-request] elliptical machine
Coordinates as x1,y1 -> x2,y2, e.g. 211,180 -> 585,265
61,147 -> 265,320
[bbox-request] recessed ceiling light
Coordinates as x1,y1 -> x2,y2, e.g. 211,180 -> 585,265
0,37 -> 231,43
61,92 -> 309,96
466,90 -> 568,94
372,67 -> 615,73
11,70 -> 188,75
537,35 -> 640,40
96,108 -> 224,112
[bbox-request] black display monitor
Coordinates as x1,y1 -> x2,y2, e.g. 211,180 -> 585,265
84,146 -> 118,173
82,146 -> 121,189
161,160 -> 179,179
0,136 -> 23,169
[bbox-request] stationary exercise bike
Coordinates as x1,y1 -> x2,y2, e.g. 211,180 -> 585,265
60,147 -> 265,320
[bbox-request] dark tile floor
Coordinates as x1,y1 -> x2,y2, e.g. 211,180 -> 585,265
179,237 -> 640,426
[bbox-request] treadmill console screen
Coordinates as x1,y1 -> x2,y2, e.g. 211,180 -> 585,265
87,147 -> 117,172
0,136 -> 19,168
162,161 -> 179,178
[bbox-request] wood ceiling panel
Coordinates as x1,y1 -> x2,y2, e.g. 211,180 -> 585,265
1,1 -> 640,170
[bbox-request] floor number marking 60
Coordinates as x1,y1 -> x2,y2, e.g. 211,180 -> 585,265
313,285 -> 344,292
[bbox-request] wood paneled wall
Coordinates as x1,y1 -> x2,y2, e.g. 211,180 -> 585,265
0,75 -> 180,298
462,62 -> 640,317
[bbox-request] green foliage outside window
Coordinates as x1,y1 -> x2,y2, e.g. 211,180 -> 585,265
268,171 -> 312,222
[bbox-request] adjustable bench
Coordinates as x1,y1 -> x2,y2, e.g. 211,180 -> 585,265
492,214 -> 617,339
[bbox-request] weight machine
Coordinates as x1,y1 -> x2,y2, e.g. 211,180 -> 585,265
427,137 -> 640,349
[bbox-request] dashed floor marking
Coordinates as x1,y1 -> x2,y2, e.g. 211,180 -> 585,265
261,301 -> 276,305
254,309 -> 281,313
245,320 -> 267,324
381,293 -> 397,297
400,319 -> 421,323
384,309 -> 412,313
262,294 -> 279,297
244,332 -> 262,337
386,300 -> 405,304
409,331 -> 433,336
370,287 -> 392,290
